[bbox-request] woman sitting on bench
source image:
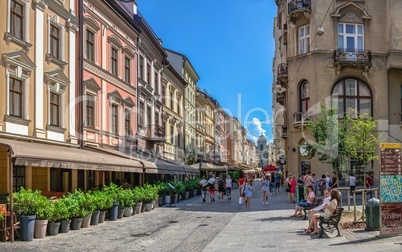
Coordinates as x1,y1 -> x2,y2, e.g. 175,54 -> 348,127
305,189 -> 340,234
291,185 -> 315,217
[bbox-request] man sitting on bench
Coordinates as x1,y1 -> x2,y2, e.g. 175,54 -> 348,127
307,188 -> 331,220
305,189 -> 340,234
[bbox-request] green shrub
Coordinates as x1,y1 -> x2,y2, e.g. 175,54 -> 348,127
12,187 -> 43,216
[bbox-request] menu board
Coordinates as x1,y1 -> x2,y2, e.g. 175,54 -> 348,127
380,143 -> 402,236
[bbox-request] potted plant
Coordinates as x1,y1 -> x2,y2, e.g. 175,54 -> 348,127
89,190 -> 105,225
57,196 -> 73,233
132,186 -> 144,214
118,189 -> 134,217
12,188 -> 42,241
102,183 -> 119,221
81,192 -> 95,228
47,199 -> 66,236
67,190 -> 92,230
34,195 -> 51,239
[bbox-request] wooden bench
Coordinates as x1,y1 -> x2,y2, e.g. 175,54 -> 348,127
318,207 -> 344,238
303,198 -> 322,220
41,191 -> 66,199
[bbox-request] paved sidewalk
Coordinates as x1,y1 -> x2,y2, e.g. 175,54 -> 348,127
203,180 -> 402,252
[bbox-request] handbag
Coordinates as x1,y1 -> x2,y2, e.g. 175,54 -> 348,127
286,187 -> 290,193
241,183 -> 246,197
238,196 -> 245,204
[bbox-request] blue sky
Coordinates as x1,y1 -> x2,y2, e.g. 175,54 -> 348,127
136,0 -> 276,143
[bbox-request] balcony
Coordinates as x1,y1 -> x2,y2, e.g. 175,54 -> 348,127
293,112 -> 311,128
277,63 -> 288,87
288,0 -> 311,22
282,126 -> 288,139
147,124 -> 165,142
334,49 -> 372,71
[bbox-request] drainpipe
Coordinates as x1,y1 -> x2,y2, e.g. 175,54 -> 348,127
5,144 -> 14,242
78,0 -> 84,149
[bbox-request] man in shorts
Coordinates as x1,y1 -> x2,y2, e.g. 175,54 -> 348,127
199,177 -> 209,203
208,174 -> 216,202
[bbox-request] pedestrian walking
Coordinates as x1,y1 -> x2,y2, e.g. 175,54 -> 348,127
349,173 -> 356,198
289,175 -> 296,203
208,174 -> 216,202
244,178 -> 253,208
261,175 -> 270,204
225,174 -> 232,200
218,175 -> 225,200
199,177 -> 209,203
270,172 -> 275,194
274,172 -> 280,193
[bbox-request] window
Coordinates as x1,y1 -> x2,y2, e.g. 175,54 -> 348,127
332,79 -> 372,118
155,111 -> 159,126
111,104 -> 118,133
298,25 -> 310,55
13,166 -> 25,192
139,56 -> 144,79
86,30 -> 94,61
111,47 -> 118,75
50,92 -> 60,126
300,81 -> 310,113
86,94 -> 95,127
147,63 -> 151,84
338,23 -> 364,54
170,91 -> 174,109
50,24 -> 60,59
162,122 -> 166,139
162,86 -> 166,104
9,77 -> 22,117
125,109 -> 131,136
139,101 -> 144,126
147,106 -> 151,126
154,71 -> 159,94
171,125 -> 174,144
10,0 -> 23,40
124,57 -> 131,83
177,95 -> 181,115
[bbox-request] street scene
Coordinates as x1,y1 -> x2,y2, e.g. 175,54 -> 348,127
1,182 -> 401,252
1,0 -> 402,251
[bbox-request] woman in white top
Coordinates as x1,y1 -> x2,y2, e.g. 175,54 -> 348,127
305,189 -> 340,234
225,175 -> 232,200
261,175 -> 270,205
349,173 -> 356,198
244,179 -> 253,209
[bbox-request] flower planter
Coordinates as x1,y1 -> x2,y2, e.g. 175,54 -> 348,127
91,210 -> 100,226
70,217 -> 83,230
81,213 -> 92,228
164,195 -> 171,204
20,215 -> 36,241
183,191 -> 190,200
193,189 -> 198,197
141,203 -> 146,213
145,203 -> 152,212
173,194 -> 178,203
47,221 -> 61,236
135,202 -> 142,214
123,207 -> 132,217
132,206 -> 137,216
152,199 -> 157,209
108,203 -> 118,221
34,219 -> 48,239
59,219 -> 71,233
98,211 -> 106,223
158,196 -> 164,206
117,207 -> 125,219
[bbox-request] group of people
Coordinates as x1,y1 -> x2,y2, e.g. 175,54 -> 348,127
199,174 -> 233,203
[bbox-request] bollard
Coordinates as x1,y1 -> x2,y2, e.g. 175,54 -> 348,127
365,197 -> 380,230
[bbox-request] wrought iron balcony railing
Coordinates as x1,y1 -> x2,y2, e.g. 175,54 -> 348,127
334,49 -> 372,69
147,124 -> 164,142
288,0 -> 311,15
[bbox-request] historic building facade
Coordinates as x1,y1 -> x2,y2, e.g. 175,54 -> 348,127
161,64 -> 186,161
272,0 -> 402,183
166,49 -> 200,163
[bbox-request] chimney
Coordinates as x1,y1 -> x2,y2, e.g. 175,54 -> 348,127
120,0 -> 138,15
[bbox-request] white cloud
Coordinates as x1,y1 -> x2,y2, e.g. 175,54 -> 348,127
247,118 -> 266,143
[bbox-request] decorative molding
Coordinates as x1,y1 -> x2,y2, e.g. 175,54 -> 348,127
3,33 -> 33,53
83,60 -> 136,94
34,0 -> 48,10
46,54 -> 68,69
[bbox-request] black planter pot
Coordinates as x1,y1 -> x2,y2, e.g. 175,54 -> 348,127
117,207 -> 124,219
108,203 -> 118,221
47,221 -> 61,236
59,219 -> 71,233
70,217 -> 83,230
91,210 -> 100,225
20,215 -> 36,241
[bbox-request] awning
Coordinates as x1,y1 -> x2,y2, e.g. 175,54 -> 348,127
191,162 -> 231,172
125,150 -> 199,176
0,138 -> 143,173
84,145 -> 158,173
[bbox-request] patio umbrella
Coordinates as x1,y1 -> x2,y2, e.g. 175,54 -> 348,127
263,165 -> 277,172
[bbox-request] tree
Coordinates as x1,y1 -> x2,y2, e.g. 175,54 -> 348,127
304,105 -> 351,175
345,114 -> 378,188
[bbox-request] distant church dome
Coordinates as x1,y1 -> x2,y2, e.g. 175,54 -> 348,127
258,134 -> 267,142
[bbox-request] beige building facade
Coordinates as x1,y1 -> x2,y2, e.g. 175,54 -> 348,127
273,0 -> 402,183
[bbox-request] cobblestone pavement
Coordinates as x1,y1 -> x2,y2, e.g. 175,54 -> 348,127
1,181 -> 401,252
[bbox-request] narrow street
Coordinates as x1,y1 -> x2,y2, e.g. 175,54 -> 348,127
1,182 -> 401,252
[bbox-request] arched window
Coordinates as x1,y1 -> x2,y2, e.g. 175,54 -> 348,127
299,81 -> 310,113
331,79 -> 372,118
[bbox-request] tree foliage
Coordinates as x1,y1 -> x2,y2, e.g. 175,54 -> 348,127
345,114 -> 378,165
